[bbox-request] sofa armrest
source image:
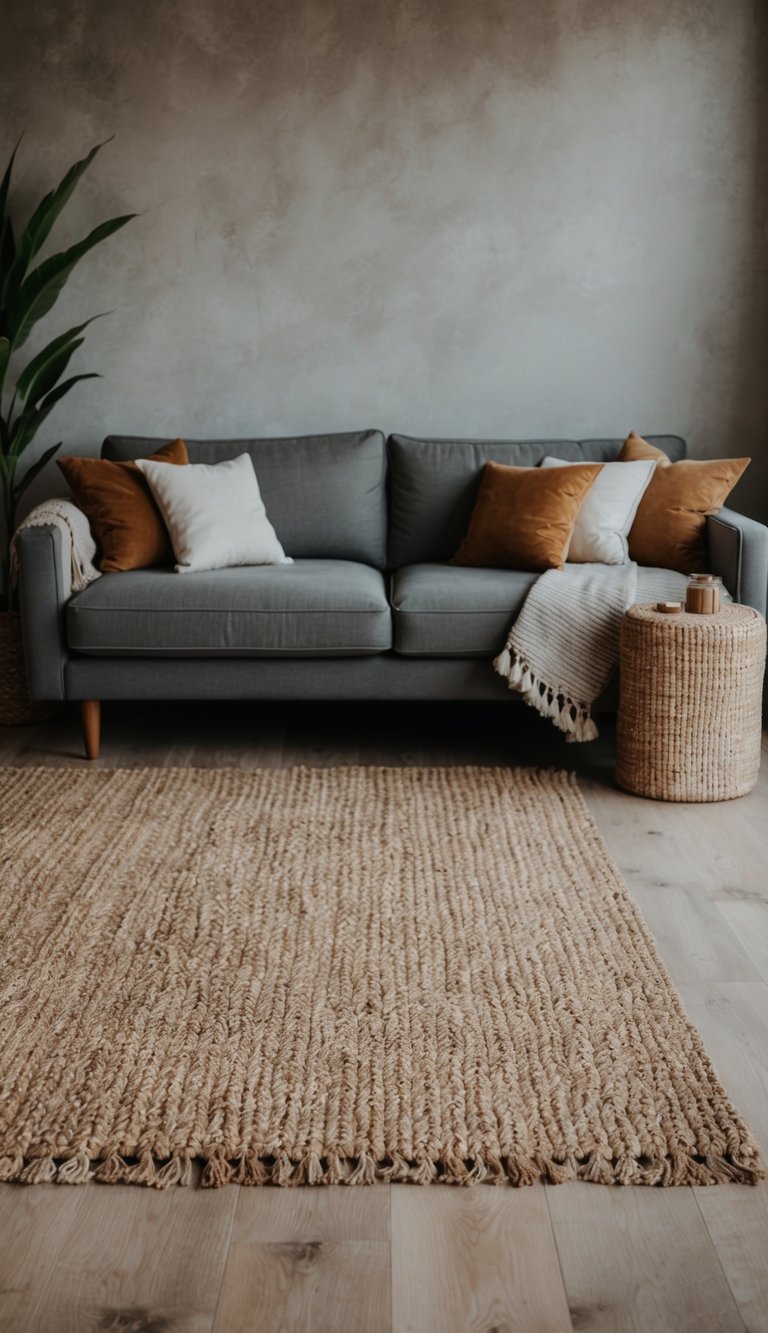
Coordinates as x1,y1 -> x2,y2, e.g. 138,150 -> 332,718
18,525 -> 70,701
707,507 -> 768,617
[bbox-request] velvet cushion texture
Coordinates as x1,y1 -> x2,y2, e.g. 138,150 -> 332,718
451,461 -> 603,572
619,432 -> 749,573
58,438 -> 189,572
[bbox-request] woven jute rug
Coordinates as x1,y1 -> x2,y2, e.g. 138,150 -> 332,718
0,766 -> 763,1189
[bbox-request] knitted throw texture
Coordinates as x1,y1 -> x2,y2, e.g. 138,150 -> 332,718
494,564 -> 694,740
12,498 -> 101,593
0,766 -> 762,1189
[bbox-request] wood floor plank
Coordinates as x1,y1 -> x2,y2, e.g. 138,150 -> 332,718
546,1182 -> 747,1333
213,1183 -> 390,1333
580,783 -> 762,986
581,778 -> 758,898
23,1182 -> 238,1333
676,982 -> 768,1150
625,878 -> 761,984
695,1186 -> 768,1333
586,779 -> 768,891
390,1183 -> 571,1333
0,1184 -> 85,1333
711,900 -> 768,984
674,769 -> 768,890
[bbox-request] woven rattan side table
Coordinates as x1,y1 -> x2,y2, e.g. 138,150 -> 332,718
616,603 -> 766,801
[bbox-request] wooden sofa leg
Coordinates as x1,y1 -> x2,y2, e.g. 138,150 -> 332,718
81,700 -> 101,761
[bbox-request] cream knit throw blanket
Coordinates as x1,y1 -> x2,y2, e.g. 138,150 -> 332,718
494,563 -> 691,741
12,499 -> 100,594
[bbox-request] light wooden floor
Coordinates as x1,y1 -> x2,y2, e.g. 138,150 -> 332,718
1,700 -> 766,1333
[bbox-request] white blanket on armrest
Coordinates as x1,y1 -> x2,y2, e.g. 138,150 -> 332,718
12,499 -> 101,595
493,562 -> 693,741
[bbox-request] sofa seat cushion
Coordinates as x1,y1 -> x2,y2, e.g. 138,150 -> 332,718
391,564 -> 537,656
67,560 -> 392,657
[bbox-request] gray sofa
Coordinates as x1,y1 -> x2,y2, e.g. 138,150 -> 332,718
19,431 -> 768,758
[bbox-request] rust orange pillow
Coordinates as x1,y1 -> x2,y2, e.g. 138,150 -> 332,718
451,461 -> 603,572
58,438 -> 189,572
619,432 -> 749,573
618,431 -> 672,466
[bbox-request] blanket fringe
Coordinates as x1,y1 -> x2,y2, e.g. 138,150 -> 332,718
1,1147 -> 763,1188
493,646 -> 599,742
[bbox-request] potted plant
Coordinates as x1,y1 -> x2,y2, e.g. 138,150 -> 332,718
0,137 -> 134,722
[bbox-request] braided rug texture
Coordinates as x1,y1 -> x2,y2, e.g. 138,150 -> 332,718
0,765 -> 763,1189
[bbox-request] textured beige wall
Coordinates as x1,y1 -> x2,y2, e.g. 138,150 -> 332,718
2,0 -> 767,518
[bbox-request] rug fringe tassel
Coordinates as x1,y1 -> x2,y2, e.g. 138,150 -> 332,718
325,1151 -> 345,1184
377,1153 -> 412,1183
125,1150 -> 158,1186
57,1152 -> 92,1185
503,1155 -> 538,1187
233,1153 -> 269,1186
1,1147 -> 763,1188
465,1156 -> 488,1185
19,1155 -> 58,1184
93,1153 -> 130,1184
154,1153 -> 192,1189
306,1153 -> 325,1185
493,647 -> 599,742
201,1151 -> 234,1189
411,1157 -> 438,1186
578,1152 -> 618,1186
270,1152 -> 300,1187
348,1152 -> 378,1186
439,1153 -> 469,1185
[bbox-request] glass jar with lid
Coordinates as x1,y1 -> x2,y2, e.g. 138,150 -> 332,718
685,573 -> 722,614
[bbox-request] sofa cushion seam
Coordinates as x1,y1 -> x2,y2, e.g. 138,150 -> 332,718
72,610 -> 501,616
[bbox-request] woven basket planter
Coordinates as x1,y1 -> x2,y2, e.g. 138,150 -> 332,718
616,603 -> 766,802
0,611 -> 53,726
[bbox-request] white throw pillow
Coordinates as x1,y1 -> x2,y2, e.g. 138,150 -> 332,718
540,456 -> 656,564
135,453 -> 292,573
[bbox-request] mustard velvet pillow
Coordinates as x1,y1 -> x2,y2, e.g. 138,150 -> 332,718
619,432 -> 749,573
618,431 -> 671,465
58,438 -> 190,572
451,461 -> 603,572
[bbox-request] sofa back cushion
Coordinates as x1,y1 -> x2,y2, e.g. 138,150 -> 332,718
102,431 -> 388,568
387,435 -> 686,567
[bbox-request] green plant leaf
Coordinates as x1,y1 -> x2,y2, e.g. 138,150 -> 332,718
19,336 -> 84,407
8,372 -> 99,456
2,138 -> 114,305
12,440 -> 61,504
0,214 -> 15,282
0,137 -> 22,323
7,212 -> 136,348
0,134 -> 22,234
16,315 -> 103,404
0,333 -> 10,409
